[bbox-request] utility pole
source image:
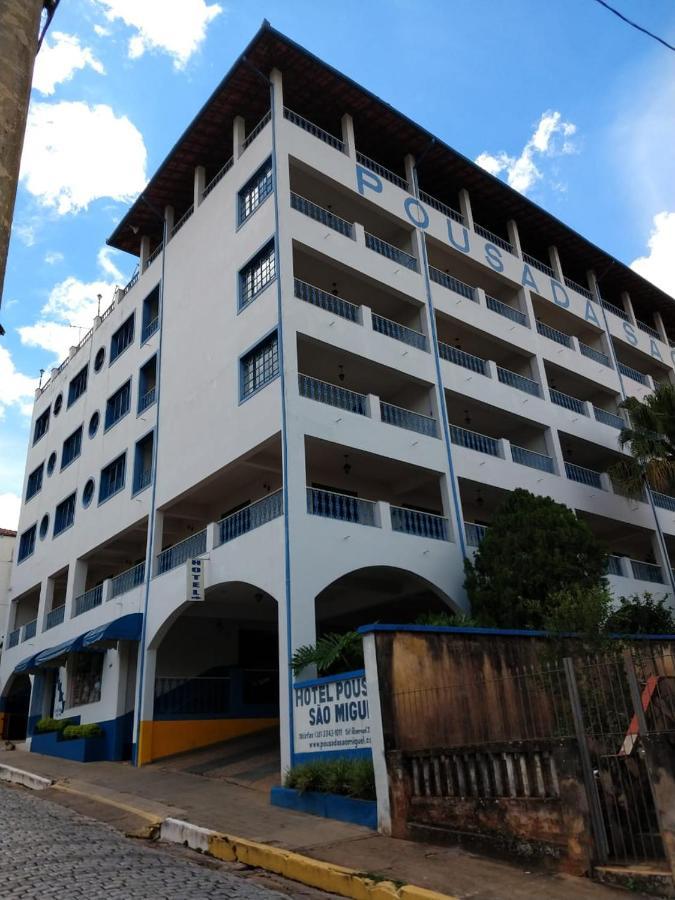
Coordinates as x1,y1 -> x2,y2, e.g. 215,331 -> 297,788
0,0 -> 58,336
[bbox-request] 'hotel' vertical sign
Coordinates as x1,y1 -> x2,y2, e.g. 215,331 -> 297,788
187,558 -> 205,602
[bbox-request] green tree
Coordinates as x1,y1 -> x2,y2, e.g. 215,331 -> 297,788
291,631 -> 364,677
605,593 -> 675,635
464,489 -> 608,630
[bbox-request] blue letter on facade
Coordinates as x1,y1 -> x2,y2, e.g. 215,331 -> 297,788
447,219 -> 471,254
484,243 -> 504,272
356,165 -> 382,197
650,339 -> 663,361
584,300 -> 601,327
623,321 -> 638,346
551,281 -> 570,308
404,197 -> 429,229
521,265 -> 539,293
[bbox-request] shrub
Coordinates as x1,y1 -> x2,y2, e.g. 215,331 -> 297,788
35,717 -> 74,734
61,723 -> 104,741
606,593 -> 675,635
285,757 -> 375,800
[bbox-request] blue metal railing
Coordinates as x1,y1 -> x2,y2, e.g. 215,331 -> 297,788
564,277 -> 592,300
138,387 -> 156,414
602,298 -> 629,322
45,606 -> 65,630
365,232 -> 417,270
217,491 -> 283,546
283,108 -> 345,152
652,491 -> 675,513
579,342 -> 610,367
372,313 -> 427,350
428,266 -> 475,300
630,560 -> 664,584
523,252 -> 554,278
298,374 -> 367,415
449,424 -> 499,456
606,555 -> 624,577
356,152 -> 408,190
390,507 -> 448,541
74,584 -> 103,617
511,445 -> 554,473
157,530 -> 207,575
134,468 -> 152,493
485,294 -> 527,326
549,388 -> 587,415
536,320 -> 572,348
111,562 -> 145,598
565,462 -> 603,489
146,242 -> 163,268
141,317 -> 159,343
7,628 -> 20,648
418,190 -> 464,224
380,402 -> 438,437
593,406 -> 624,430
23,619 -> 37,641
294,278 -> 360,322
497,367 -> 541,397
465,522 -> 488,547
154,676 -> 231,717
438,341 -> 487,375
474,223 -> 513,254
307,488 -> 377,526
637,319 -> 660,340
171,204 -> 193,237
618,362 -> 648,385
290,192 -> 354,238
202,157 -> 233,199
241,110 -> 271,151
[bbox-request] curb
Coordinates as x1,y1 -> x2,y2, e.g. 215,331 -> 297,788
0,763 -> 53,791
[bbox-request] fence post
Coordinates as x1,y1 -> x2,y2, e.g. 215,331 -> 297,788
562,656 -> 610,863
622,649 -> 648,736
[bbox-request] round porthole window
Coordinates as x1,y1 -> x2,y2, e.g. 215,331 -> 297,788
83,479 -> 95,508
53,393 -> 63,415
88,411 -> 100,438
94,347 -> 105,372
39,515 -> 49,540
47,452 -> 57,475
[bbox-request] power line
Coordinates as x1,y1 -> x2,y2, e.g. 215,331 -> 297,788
592,0 -> 675,52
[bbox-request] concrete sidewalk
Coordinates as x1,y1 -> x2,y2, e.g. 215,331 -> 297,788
1,747 -> 629,900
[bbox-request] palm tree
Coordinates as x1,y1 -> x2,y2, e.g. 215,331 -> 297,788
610,383 -> 675,498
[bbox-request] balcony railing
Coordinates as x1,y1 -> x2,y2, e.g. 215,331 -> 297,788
283,108 -> 345,152
523,252 -> 554,278
7,628 -> 20,648
356,152 -> 408,190
138,387 -> 156,414
146,242 -> 163,269
593,406 -> 624,430
171,204 -> 193,237
565,462 -> 603,489
23,619 -> 37,641
74,584 -> 103,617
111,562 -> 145,598
497,367 -> 541,397
217,490 -> 284,546
630,560 -> 664,584
602,298 -> 629,322
429,265 -> 475,300
202,156 -> 233,199
307,488 -> 376,526
45,606 -> 65,630
134,468 -> 152,493
652,490 -> 675,513
563,277 -> 592,301
637,319 -> 660,340
618,362 -> 648,385
141,316 -> 159,343
549,388 -> 587,415
380,401 -> 438,437
157,529 -> 207,575
511,445 -> 554,473
298,374 -> 367,415
365,232 -> 416,270
465,522 -> 488,547
579,342 -> 610,367
536,320 -> 572,348
449,424 -> 499,457
418,190 -> 464,224
438,341 -> 487,376
290,192 -> 354,238
294,278 -> 360,322
372,313 -> 427,350
485,294 -> 527,326
474,223 -> 513,254
241,110 -> 271,151
606,555 -> 624,577
391,507 -> 448,541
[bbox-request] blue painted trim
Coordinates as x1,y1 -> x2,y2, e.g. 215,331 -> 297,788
295,669 -> 365,689
270,787 -> 376,829
237,277 -> 277,316
235,163 -> 273,231
356,623 -> 675,641
237,235 -> 276,311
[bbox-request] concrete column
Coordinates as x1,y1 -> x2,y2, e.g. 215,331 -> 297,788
519,287 -> 536,328
600,473 -> 614,494
353,221 -> 366,247
233,115 -> 246,160
485,360 -> 498,380
543,427 -> 566,477
151,509 -> 165,576
340,113 -> 356,159
529,354 -> 548,398
570,335 -> 581,354
375,501 -> 391,530
581,400 -> 594,419
506,220 -> 522,258
458,189 -> 474,231
620,290 -> 637,326
497,438 -> 511,461
194,165 -> 206,208
164,205 -> 174,239
38,578 -> 54,631
359,303 -> 372,330
366,394 -> 381,422
139,236 -> 150,272
654,311 -> 669,346
206,521 -> 218,551
102,579 -> 113,604
474,286 -> 486,307
65,560 -> 87,620
548,246 -> 564,283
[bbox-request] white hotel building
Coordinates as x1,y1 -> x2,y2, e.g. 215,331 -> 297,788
2,23 -> 675,769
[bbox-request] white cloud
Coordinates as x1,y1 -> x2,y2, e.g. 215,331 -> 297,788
20,101 -> 147,214
97,246 -> 123,281
44,251 -> 64,265
630,211 -> 675,299
13,223 -> 36,247
0,346 -> 37,420
33,31 -> 104,96
0,493 -> 21,531
92,0 -> 222,69
476,110 -> 578,195
93,24 -> 111,37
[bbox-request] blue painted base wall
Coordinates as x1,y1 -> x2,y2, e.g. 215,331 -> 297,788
270,786 -> 377,829
29,711 -> 133,762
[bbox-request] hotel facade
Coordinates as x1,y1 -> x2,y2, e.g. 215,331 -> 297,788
2,23 -> 675,770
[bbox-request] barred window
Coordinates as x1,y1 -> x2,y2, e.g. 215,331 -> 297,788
68,653 -> 103,707
99,453 -> 126,503
67,365 -> 88,407
26,463 -> 44,501
240,332 -> 279,400
238,160 -> 273,224
61,426 -> 83,469
110,313 -> 135,362
239,240 -> 276,309
34,408 -> 50,445
105,380 -> 131,430
54,493 -> 76,535
18,525 -> 36,562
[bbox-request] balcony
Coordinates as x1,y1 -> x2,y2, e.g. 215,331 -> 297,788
537,320 -> 573,349
307,487 -> 376,526
216,491 -> 284,546
465,522 -> 488,547
630,559 -> 664,584
110,562 -> 145,598
418,190 -> 464,225
74,584 -> 103,617
486,294 -> 528,327
356,152 -> 408,191
593,406 -> 624,430
380,401 -> 438,437
565,461 -> 603,489
284,107 -> 345,152
549,387 -> 587,416
299,374 -> 367,415
601,297 -> 629,322
372,313 -> 427,351
579,342 -> 610,367
365,232 -> 417,270
563,276 -> 592,301
497,367 -> 541,397
618,361 -> 648,386
636,319 -> 660,340
429,265 -> 475,301
438,341 -> 488,376
138,387 -> 156,414
390,507 -> 448,541
449,424 -> 500,457
473,222 -> 513,254
241,110 -> 271,152
7,628 -> 20,649
23,619 -> 37,641
45,606 -> 65,630
157,530 -> 207,576
652,491 -> 675,513
291,192 -> 354,238
511,445 -> 554,474
141,316 -> 159,343
295,278 -> 360,323
523,252 -> 554,278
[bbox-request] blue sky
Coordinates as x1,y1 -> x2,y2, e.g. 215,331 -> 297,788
1,0 -> 674,528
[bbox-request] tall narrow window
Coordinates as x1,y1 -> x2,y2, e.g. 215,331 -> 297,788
105,380 -> 131,430
18,525 -> 36,562
133,431 -> 154,493
110,313 -> 135,362
99,453 -> 126,503
141,285 -> 160,343
61,426 -> 83,469
239,240 -> 276,310
54,493 -> 76,535
34,408 -> 50,445
138,356 -> 157,413
240,331 -> 279,400
238,159 -> 273,225
26,463 -> 44,501
67,365 -> 88,407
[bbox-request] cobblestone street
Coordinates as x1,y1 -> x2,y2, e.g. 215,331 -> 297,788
0,784 -> 287,900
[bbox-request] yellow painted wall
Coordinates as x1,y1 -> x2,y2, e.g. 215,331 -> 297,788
138,717 -> 278,765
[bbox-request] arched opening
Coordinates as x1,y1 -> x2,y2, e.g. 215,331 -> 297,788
2,673 -> 31,741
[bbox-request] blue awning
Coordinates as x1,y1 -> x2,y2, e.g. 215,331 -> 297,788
82,613 -> 142,648
34,635 -> 85,667
15,654 -> 39,674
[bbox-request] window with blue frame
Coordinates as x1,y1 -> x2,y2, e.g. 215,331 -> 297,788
33,408 -> 49,444
239,240 -> 276,310
18,525 -> 36,562
238,159 -> 273,225
240,331 -> 279,400
67,365 -> 88,407
54,493 -> 76,535
133,431 -> 154,493
105,380 -> 131,430
141,285 -> 160,343
61,425 -> 83,469
26,463 -> 44,501
99,453 -> 126,503
110,313 -> 135,362
138,355 -> 157,413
